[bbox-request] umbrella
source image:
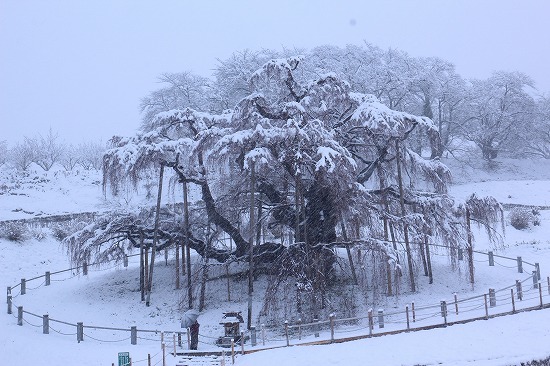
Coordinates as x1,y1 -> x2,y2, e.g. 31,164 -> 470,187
181,309 -> 200,328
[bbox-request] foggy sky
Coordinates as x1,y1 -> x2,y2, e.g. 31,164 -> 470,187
1,0 -> 549,145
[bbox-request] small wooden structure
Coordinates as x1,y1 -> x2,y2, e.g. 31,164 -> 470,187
216,311 -> 245,347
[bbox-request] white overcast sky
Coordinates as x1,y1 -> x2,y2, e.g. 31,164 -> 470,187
1,0 -> 549,145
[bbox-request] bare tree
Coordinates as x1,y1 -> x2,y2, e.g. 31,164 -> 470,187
33,128 -> 65,171
76,140 -> 105,170
0,140 -> 7,166
9,138 -> 36,171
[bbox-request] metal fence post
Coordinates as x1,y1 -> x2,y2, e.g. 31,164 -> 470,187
488,251 -> 494,266
41,314 -> 49,334
517,257 -> 523,273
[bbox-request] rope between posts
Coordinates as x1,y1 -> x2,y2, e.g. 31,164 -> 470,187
22,318 -> 42,328
83,333 -> 131,343
26,280 -> 46,290
49,325 -> 77,336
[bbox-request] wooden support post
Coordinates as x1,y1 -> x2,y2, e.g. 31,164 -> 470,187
378,309 -> 384,329
6,286 -> 11,303
178,332 -> 182,347
162,342 -> 166,366
405,305 -> 410,330
261,323 -> 265,345
533,271 -> 539,289
329,314 -> 335,343
517,257 -> 523,273
83,262 -> 88,276
539,284 -> 543,308
7,295 -> 12,315
488,251 -> 494,266
489,289 -> 496,307
368,309 -> 373,335
511,289 -> 516,313
412,302 -> 416,322
77,322 -> 84,343
284,321 -> 289,346
17,306 -> 22,326
131,326 -> 137,345
454,293 -> 459,315
535,263 -> 541,281
516,280 -> 523,300
45,271 -> 50,286
148,354 -> 151,366
43,314 -> 49,334
484,294 -> 488,319
21,278 -> 26,295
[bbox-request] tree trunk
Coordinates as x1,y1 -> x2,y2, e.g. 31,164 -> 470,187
146,164 -> 164,307
140,232 -> 145,301
339,218 -> 358,286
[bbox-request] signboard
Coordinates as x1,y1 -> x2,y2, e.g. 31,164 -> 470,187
118,352 -> 130,366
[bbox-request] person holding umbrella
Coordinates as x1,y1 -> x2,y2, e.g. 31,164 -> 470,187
181,309 -> 200,350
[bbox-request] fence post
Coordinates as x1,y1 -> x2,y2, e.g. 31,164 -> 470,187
124,255 -> 129,268
148,354 -> 151,366
405,305 -> 410,330
178,332 -> 182,347
131,326 -> 137,345
516,280 -> 523,300
240,331 -> 244,355
314,318 -> 319,338
368,309 -> 373,335
440,301 -> 447,324
83,262 -> 88,276
488,251 -> 494,266
535,263 -> 541,281
261,323 -> 265,345
484,294 -> 488,319
454,293 -> 459,315
162,342 -> 166,366
533,271 -> 539,289
517,257 -> 523,273
77,322 -> 83,343
458,248 -> 463,261
329,314 -> 335,343
284,321 -> 289,346
511,289 -> 516,313
7,295 -> 12,315
250,325 -> 257,346
539,285 -> 543,308
173,334 -> 177,356
45,271 -> 51,286
21,279 -> 26,295
186,330 -> 190,350
231,338 -> 235,364
412,302 -> 416,322
6,286 -> 11,303
17,306 -> 23,326
489,289 -> 496,307
378,309 -> 384,329
43,314 -> 49,334
547,277 -> 550,295
297,318 -> 302,340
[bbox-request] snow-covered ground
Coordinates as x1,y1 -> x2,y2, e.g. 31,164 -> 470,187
2,162 -> 550,366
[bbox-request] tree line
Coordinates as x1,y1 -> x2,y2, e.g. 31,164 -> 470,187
0,128 -> 105,172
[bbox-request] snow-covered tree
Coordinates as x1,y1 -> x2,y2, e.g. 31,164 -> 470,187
67,55 -> 504,320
